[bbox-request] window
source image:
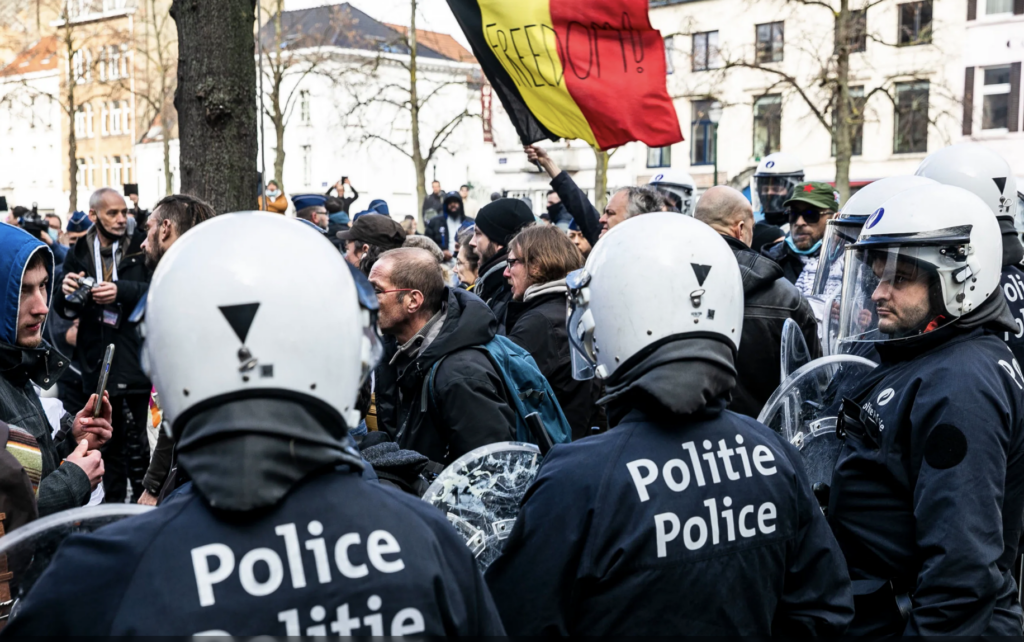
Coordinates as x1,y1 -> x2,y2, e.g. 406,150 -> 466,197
832,86 -> 866,157
691,100 -> 717,165
74,106 -> 86,137
986,0 -> 1013,14
100,102 -> 109,135
647,145 -> 672,168
73,50 -> 84,82
756,22 -> 784,63
894,80 -> 929,153
753,94 -> 782,158
664,36 -> 675,75
84,49 -> 92,82
112,156 -> 123,186
86,157 -> 95,187
121,100 -> 130,133
101,157 -> 109,186
982,66 -> 1011,129
76,158 -> 86,190
839,10 -> 867,53
106,45 -> 122,80
898,1 -> 932,46
302,145 -> 312,186
300,90 -> 310,124
692,31 -> 720,71
110,101 -> 122,134
98,47 -> 106,82
84,103 -> 93,137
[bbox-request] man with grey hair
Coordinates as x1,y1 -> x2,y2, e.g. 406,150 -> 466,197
695,186 -> 820,418
55,186 -> 152,503
598,186 -> 667,238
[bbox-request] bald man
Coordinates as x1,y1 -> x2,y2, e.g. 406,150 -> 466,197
695,186 -> 821,418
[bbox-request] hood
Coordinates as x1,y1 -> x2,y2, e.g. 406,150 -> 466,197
353,199 -> 390,222
0,224 -> 54,347
176,397 -> 363,512
999,216 -> 1024,267
599,336 -> 737,426
442,192 -> 465,220
723,234 -> 784,296
329,211 -> 351,226
416,287 -> 496,368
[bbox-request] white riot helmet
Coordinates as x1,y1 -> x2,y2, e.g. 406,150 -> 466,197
648,169 -> 697,216
837,184 -> 1002,344
915,143 -> 1017,219
751,152 -> 805,225
567,213 -> 743,380
142,213 -> 380,433
812,175 -> 939,299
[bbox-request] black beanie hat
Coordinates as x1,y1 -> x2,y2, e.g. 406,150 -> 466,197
475,198 -> 535,246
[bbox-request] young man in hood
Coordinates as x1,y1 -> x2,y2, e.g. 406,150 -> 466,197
425,191 -> 472,261
469,199 -> 534,333
485,214 -> 853,636
0,223 -> 112,516
695,186 -> 821,417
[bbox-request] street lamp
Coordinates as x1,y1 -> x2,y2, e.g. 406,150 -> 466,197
708,101 -> 723,186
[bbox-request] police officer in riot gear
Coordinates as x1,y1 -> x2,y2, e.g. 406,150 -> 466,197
3,214 -> 505,636
828,184 -> 1024,635
915,143 -> 1024,364
647,169 -> 697,216
751,152 -> 805,227
485,214 -> 854,636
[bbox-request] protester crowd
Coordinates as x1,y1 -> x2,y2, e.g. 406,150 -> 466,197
1,140 -> 1023,636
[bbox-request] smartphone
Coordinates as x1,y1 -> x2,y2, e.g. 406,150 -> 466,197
93,344 -> 116,418
123,183 -> 139,197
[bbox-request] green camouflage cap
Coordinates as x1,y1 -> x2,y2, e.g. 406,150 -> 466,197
784,181 -> 840,212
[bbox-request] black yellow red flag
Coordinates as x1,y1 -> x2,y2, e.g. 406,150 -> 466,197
448,0 -> 683,150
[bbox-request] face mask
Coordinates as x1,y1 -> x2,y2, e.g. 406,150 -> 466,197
48,228 -> 59,242
266,189 -> 280,198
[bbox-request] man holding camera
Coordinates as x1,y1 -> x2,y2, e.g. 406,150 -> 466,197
54,187 -> 151,504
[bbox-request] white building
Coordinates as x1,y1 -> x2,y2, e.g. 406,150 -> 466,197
0,36 -> 65,216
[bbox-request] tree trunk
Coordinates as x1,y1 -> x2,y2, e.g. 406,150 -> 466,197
833,0 -> 852,206
65,38 -> 78,213
171,0 -> 258,215
409,0 -> 425,228
273,113 -> 285,190
161,114 -> 172,195
270,1 -> 286,191
593,147 -> 610,213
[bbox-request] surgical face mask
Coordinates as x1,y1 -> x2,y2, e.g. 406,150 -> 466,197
266,189 -> 280,198
48,228 -> 59,242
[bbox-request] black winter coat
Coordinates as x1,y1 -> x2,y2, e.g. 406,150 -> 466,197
54,228 -> 151,396
725,235 -> 821,417
505,285 -> 596,440
762,238 -> 812,286
424,211 -> 473,254
474,252 -> 513,334
550,171 -> 601,247
828,327 -> 1024,635
374,287 -> 516,465
486,402 -> 854,635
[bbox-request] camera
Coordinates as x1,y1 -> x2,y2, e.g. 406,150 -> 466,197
17,204 -> 47,240
66,275 -> 97,309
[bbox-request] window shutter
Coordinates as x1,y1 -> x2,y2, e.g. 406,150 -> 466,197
1009,62 -> 1021,133
968,0 -> 977,20
963,67 -> 974,136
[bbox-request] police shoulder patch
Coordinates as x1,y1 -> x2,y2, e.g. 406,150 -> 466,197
924,423 -> 968,470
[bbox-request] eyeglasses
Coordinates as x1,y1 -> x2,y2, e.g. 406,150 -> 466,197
787,207 -> 824,224
374,288 -> 415,297
507,257 -> 525,268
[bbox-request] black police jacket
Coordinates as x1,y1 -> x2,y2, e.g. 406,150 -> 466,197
724,235 -> 821,418
828,327 -> 1024,635
999,264 -> 1024,364
485,402 -> 854,636
53,227 -> 151,396
374,287 -> 515,465
3,468 -> 506,636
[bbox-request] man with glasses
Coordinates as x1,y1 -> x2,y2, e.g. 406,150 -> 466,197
368,247 -> 515,466
761,181 -> 840,296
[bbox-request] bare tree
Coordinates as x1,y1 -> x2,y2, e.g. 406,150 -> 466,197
339,0 -> 475,226
132,0 -> 177,196
256,0 -> 353,192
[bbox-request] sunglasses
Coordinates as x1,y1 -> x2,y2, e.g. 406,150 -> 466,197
787,207 -> 824,224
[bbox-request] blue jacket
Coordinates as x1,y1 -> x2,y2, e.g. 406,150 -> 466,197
4,467 -> 506,636
0,223 -> 52,346
485,403 -> 854,636
828,327 -> 1024,635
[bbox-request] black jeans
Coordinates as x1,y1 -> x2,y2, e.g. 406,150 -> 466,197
102,393 -> 151,503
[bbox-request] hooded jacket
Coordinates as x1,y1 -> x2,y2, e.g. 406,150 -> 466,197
474,251 -> 512,334
374,287 -> 516,465
0,225 -> 91,515
425,193 -> 472,252
485,336 -> 854,635
724,235 -> 821,418
505,280 -> 597,439
53,226 -> 151,396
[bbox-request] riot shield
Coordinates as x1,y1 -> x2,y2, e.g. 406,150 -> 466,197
780,318 -> 812,379
0,504 -> 152,618
422,442 -> 542,571
757,355 -> 877,490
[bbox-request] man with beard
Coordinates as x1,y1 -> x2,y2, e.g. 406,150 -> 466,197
470,199 -> 535,333
55,187 -> 151,503
425,191 -> 473,261
136,194 -> 216,505
761,182 -> 839,296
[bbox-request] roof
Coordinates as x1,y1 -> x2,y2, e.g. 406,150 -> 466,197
384,24 -> 475,64
258,3 -> 466,62
0,36 -> 58,77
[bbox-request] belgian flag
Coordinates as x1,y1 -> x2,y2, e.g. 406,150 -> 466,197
448,0 -> 683,150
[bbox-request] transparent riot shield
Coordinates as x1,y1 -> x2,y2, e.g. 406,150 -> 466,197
422,442 -> 542,571
780,318 -> 812,380
0,505 -> 152,621
757,355 -> 877,490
